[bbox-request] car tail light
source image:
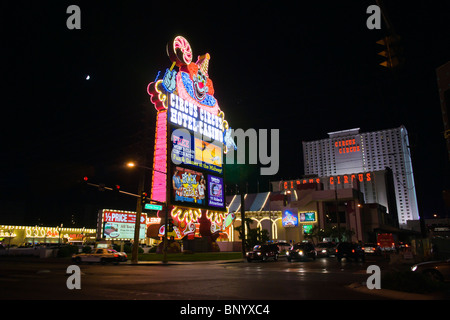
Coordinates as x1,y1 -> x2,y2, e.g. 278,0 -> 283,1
351,249 -> 355,253
362,247 -> 365,250
336,249 -> 338,253
114,254 -> 118,257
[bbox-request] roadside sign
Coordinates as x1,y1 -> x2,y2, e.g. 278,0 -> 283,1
144,203 -> 163,211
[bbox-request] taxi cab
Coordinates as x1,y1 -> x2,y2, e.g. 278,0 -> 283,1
72,248 -> 126,264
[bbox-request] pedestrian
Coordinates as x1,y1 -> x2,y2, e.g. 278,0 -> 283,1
431,243 -> 439,260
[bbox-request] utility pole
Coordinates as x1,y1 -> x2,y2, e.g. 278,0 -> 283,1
131,168 -> 145,264
334,178 -> 341,242
240,166 -> 246,258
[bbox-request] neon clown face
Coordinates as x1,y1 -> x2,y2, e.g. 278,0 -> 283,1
193,70 -> 209,101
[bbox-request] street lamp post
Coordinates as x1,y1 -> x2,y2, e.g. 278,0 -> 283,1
127,162 -> 168,264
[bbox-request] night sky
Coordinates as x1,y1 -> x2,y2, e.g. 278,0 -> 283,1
2,1 -> 449,227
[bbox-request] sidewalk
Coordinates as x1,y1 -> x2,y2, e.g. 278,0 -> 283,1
347,282 -> 448,300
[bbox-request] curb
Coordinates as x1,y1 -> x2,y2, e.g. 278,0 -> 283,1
347,282 -> 441,300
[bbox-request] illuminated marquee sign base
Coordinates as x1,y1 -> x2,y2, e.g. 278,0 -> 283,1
157,206 -> 234,241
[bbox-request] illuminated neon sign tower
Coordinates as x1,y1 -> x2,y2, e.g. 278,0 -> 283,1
147,36 -> 235,245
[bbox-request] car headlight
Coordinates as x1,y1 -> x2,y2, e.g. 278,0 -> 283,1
246,252 -> 249,256
257,252 -> 261,256
298,250 -> 303,255
322,249 -> 327,253
286,251 -> 289,256
411,265 -> 418,272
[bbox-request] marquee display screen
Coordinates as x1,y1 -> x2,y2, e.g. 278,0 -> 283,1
171,167 -> 206,205
207,175 -> 224,208
282,209 -> 299,227
171,166 -> 225,211
300,211 -> 316,222
171,126 -> 223,174
102,210 -> 146,240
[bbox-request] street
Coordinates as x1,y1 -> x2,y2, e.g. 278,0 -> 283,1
0,255 -> 390,301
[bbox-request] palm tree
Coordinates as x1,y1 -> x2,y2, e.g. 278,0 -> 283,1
235,218 -> 269,249
304,225 -> 325,244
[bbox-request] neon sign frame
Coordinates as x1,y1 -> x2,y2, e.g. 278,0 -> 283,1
147,36 -> 233,238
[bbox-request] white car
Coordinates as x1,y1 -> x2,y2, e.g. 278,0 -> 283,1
411,259 -> 450,282
315,242 -> 336,257
72,248 -> 125,264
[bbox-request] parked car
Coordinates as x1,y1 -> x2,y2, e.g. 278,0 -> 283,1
335,242 -> 365,262
72,248 -> 124,264
411,259 -> 450,282
246,244 -> 279,262
362,243 -> 382,255
287,242 -> 316,261
315,242 -> 336,257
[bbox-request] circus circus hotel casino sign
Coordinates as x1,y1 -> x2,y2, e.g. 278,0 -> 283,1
146,36 -> 236,243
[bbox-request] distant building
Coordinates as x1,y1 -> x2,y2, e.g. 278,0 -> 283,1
425,217 -> 450,238
274,169 -> 399,228
436,61 -> 450,161
302,126 -> 419,227
0,225 -> 96,248
226,182 -> 399,244
436,62 -> 450,221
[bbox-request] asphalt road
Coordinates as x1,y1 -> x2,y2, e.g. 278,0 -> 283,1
0,255 -> 390,301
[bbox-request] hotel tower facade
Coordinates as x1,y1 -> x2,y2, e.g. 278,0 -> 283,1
302,126 -> 419,226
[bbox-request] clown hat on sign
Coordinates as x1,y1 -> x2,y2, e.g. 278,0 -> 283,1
197,53 -> 210,77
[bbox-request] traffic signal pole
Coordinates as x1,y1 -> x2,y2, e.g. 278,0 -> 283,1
82,175 -> 163,264
84,179 -> 138,198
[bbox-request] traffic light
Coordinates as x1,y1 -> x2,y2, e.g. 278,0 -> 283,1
81,176 -> 89,192
376,34 -> 403,69
167,219 -> 174,232
141,191 -> 150,205
113,184 -> 121,194
81,176 -> 89,187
